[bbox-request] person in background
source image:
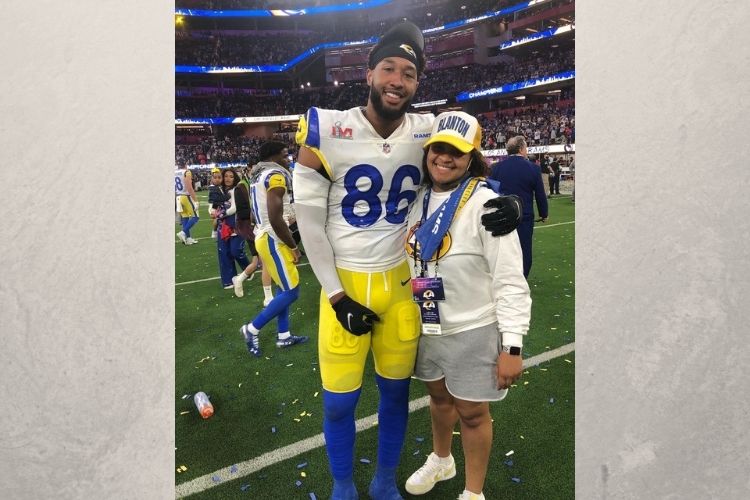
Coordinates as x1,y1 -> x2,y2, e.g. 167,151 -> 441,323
217,168 -> 251,289
489,136 -> 548,278
403,111 -> 531,500
207,167 -> 223,240
549,157 -> 561,196
175,162 -> 199,245
240,141 -> 308,356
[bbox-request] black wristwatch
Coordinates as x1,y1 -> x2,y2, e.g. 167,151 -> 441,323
502,345 -> 522,356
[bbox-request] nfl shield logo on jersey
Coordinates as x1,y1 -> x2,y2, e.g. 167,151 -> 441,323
382,142 -> 391,154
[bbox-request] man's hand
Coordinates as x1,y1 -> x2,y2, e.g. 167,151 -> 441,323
193,200 -> 200,211
481,195 -> 522,236
290,247 -> 301,264
496,352 -> 523,389
331,295 -> 380,336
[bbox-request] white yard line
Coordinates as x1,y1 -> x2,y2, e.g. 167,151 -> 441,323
175,343 -> 575,498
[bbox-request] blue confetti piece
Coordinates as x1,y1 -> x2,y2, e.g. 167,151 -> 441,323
511,477 -> 522,483
549,397 -> 555,404
412,450 -> 420,456
415,436 -> 425,443
240,484 -> 250,491
212,475 -> 221,483
230,464 -> 238,473
271,426 -> 277,433
297,462 -> 308,469
309,493 -> 317,500
503,459 -> 514,467
359,458 -> 371,464
295,480 -> 302,487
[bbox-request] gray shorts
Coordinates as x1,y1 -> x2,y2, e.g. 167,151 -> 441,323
413,322 -> 509,402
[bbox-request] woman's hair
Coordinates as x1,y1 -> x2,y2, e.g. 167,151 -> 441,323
420,146 -> 489,187
222,168 -> 240,189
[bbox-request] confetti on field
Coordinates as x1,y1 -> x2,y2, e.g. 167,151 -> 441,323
511,477 -> 522,483
309,493 -> 317,500
314,392 -> 319,397
277,411 -> 283,416
294,418 -> 301,422
176,465 -> 188,472
415,436 -> 425,443
564,359 -> 572,363
511,384 -> 517,388
230,464 -> 238,473
265,356 -> 271,360
550,327 -> 557,331
240,484 -> 250,491
292,399 -> 299,404
452,431 -> 461,435
255,372 -> 259,376
301,471 -> 307,478
524,381 -> 529,385
359,458 -> 371,464
271,426 -> 277,433
519,435 -> 525,440
181,394 -> 190,400
238,383 -> 243,388
523,371 -> 529,375
503,459 -> 514,467
413,450 -> 420,455
180,411 -> 190,415
549,398 -> 555,404
295,480 -> 303,487
297,462 -> 308,469
300,411 -> 306,417
505,450 -> 515,456
212,475 -> 221,483
540,368 -> 548,372
286,363 -> 294,367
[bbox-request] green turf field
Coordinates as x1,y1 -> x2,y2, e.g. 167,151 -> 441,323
176,192 -> 574,499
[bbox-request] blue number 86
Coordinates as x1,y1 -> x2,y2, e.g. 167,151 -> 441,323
341,164 -> 420,227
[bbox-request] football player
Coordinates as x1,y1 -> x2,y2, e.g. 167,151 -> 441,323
239,141 -> 308,357
174,161 -> 199,245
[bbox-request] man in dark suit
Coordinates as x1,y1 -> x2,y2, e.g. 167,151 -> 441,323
489,136 -> 549,278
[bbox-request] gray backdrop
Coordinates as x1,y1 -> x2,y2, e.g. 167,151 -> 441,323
1,0 -> 749,498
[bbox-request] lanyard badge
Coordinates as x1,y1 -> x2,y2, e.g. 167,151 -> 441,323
412,277 -> 445,336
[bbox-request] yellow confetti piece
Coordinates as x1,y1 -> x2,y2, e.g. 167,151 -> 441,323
550,327 -> 557,330
286,363 -> 294,367
292,398 -> 299,404
300,411 -> 306,417
564,359 -> 572,363
238,383 -> 243,388
520,435 -> 525,439
264,356 -> 271,360
314,392 -> 319,397
301,471 -> 307,478
524,381 -> 529,385
545,346 -> 550,349
176,468 -> 181,473
306,412 -> 313,417
294,418 -> 301,422
255,372 -> 259,376
180,411 -> 190,415
452,431 -> 461,435
540,368 -> 548,371
505,450 -> 514,456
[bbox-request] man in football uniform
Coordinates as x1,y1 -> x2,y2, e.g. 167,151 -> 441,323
174,161 -> 199,245
239,141 -> 308,357
293,21 -> 522,500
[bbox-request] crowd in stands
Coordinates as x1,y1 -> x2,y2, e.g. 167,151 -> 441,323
174,96 -> 574,166
175,47 -> 573,118
177,0 -> 355,9
479,99 -> 575,149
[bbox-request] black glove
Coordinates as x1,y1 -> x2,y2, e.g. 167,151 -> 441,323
331,295 -> 380,336
481,195 -> 523,236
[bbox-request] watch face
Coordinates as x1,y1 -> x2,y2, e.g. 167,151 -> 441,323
509,346 -> 522,356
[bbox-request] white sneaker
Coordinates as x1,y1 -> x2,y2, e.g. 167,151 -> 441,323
211,230 -> 218,240
405,452 -> 456,495
185,237 -> 198,245
176,231 -> 187,244
232,275 -> 244,298
457,491 -> 485,500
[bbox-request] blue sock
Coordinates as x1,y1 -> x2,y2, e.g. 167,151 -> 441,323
323,389 -> 361,481
375,375 -> 410,469
251,286 -> 298,331
183,215 -> 199,237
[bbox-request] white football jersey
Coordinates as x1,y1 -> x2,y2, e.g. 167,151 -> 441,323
174,168 -> 191,196
296,106 -> 434,272
251,162 -> 292,242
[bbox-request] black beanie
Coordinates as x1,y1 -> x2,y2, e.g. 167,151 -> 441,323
368,20 -> 425,74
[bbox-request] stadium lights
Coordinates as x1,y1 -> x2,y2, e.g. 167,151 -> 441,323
334,80 -> 339,86
306,82 -> 311,87
514,96 -> 526,100
461,5 -> 466,9
300,84 -> 304,89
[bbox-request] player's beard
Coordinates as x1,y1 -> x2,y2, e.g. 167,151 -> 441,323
369,86 -> 412,121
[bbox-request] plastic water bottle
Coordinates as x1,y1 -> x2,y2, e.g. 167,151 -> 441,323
194,392 -> 214,419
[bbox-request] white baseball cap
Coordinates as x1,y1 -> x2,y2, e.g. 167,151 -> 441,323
423,111 -> 482,153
